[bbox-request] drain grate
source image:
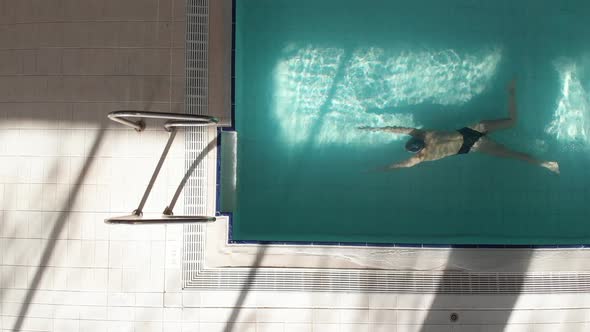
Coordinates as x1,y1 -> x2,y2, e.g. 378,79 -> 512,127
183,0 -> 210,287
184,268 -> 590,294
184,0 -> 209,115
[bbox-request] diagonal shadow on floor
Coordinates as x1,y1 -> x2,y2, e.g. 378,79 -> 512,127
223,245 -> 268,332
11,125 -> 107,332
418,248 -> 532,331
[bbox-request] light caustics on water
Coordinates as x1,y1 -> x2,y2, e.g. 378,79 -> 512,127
273,45 -> 503,145
546,58 -> 590,149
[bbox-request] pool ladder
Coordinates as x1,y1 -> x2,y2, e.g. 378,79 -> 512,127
105,111 -> 218,225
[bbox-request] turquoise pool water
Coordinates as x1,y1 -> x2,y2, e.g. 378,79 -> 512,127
233,0 -> 590,245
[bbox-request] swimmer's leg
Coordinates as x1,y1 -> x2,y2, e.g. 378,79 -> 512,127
471,78 -> 518,133
474,138 -> 559,174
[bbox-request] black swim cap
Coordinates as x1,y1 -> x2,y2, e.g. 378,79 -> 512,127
405,137 -> 425,153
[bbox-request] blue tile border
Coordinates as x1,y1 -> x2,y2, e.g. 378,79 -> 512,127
216,200 -> 590,248
219,211 -> 590,248
228,0 -> 237,131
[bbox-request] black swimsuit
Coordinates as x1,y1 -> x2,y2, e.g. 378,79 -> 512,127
457,127 -> 485,154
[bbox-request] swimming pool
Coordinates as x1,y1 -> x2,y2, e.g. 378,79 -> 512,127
228,0 -> 590,245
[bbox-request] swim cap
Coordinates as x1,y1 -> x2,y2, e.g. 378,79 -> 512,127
405,137 -> 425,153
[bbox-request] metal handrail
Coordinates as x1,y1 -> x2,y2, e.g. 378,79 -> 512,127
108,110 -> 218,132
105,110 -> 218,225
105,214 -> 216,225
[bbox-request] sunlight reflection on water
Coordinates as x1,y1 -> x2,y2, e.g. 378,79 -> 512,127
274,45 -> 503,146
546,57 -> 590,150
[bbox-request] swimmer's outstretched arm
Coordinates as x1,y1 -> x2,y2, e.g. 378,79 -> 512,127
374,155 -> 424,171
357,126 -> 423,136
